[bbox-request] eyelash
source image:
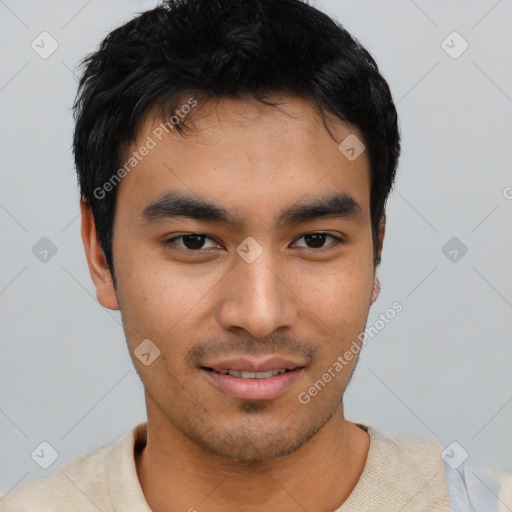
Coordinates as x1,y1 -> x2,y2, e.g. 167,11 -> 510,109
163,232 -> 346,254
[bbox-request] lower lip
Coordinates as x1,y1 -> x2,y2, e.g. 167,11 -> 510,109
201,368 -> 304,401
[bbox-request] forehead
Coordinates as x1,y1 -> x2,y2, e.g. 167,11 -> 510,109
115,95 -> 371,225
138,94 -> 362,146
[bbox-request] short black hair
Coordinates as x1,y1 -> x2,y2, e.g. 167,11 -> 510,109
73,0 -> 400,275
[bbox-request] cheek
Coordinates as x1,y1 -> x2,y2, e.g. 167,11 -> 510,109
115,246 -> 231,355
115,253 -> 193,342
292,255 -> 374,320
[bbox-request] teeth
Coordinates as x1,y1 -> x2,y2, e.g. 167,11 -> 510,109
216,369 -> 288,379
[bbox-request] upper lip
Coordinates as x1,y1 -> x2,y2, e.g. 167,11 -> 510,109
201,356 -> 305,373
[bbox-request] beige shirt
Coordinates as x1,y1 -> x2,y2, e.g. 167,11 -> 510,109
1,422 -> 511,511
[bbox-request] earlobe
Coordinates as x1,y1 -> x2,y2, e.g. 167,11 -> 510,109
80,200 -> 120,311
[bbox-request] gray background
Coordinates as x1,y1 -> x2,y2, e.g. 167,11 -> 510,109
1,0 -> 511,497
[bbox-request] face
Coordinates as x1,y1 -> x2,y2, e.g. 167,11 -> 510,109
84,94 -> 383,461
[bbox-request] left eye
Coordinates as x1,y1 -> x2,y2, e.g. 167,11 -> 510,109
293,233 -> 343,249
165,232 -> 343,252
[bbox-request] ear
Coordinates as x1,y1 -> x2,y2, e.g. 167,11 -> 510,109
371,274 -> 381,304
371,215 -> 386,304
80,200 -> 120,311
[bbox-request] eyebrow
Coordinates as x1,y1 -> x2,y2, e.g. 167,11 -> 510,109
140,191 -> 364,227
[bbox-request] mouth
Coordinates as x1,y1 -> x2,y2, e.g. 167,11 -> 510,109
200,365 -> 306,401
201,367 -> 297,379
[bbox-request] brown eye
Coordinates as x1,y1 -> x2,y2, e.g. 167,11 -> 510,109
180,234 -> 207,250
304,233 -> 328,248
293,233 -> 343,250
165,234 -> 219,251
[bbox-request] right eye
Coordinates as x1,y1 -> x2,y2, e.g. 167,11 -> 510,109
164,234 -> 221,252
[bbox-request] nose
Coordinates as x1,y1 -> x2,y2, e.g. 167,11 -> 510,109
216,249 -> 299,339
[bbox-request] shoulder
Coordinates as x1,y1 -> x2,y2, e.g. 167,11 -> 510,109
346,425 -> 452,510
0,426 -> 137,512
364,425 -> 512,512
0,443 -> 113,512
365,426 -> 448,479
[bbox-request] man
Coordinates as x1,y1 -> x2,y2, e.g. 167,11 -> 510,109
1,0 -> 510,510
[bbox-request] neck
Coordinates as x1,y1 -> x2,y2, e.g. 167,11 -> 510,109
135,405 -> 370,512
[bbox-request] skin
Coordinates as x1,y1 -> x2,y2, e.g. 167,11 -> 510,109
81,94 -> 385,512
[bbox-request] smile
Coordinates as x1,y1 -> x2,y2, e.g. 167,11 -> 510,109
201,366 -> 305,400
209,369 -> 289,379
